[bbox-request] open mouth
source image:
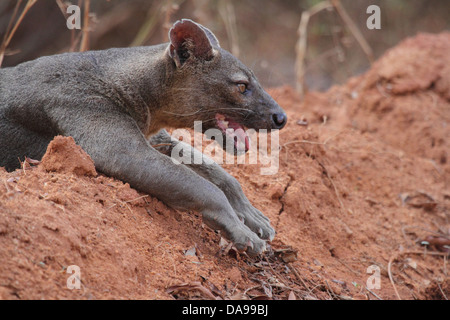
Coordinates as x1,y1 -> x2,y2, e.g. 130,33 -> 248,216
215,113 -> 250,153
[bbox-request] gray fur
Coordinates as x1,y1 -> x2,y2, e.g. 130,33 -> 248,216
0,19 -> 286,255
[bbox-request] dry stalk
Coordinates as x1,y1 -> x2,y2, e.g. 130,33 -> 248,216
56,0 -> 79,51
0,0 -> 38,67
295,0 -> 333,96
330,0 -> 374,63
1,0 -> 22,48
219,0 -> 239,57
295,0 -> 374,97
130,1 -> 165,47
79,0 -> 90,52
161,0 -> 184,41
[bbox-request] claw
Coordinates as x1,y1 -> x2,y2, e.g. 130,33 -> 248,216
258,227 -> 263,238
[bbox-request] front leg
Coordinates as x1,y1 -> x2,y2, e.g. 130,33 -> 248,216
51,105 -> 266,255
149,129 -> 275,241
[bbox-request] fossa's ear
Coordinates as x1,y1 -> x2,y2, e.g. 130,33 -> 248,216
168,19 -> 219,68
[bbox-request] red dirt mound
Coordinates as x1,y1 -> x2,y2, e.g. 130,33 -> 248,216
41,136 -> 97,177
0,32 -> 449,300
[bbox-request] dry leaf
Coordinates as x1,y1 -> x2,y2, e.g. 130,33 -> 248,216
273,247 -> 298,263
184,246 -> 196,257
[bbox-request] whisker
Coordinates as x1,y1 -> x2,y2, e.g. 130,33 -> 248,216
162,108 -> 204,116
187,118 -> 217,130
193,118 -> 217,125
162,107 -> 255,117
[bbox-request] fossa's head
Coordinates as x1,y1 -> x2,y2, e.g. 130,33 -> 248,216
163,19 -> 286,154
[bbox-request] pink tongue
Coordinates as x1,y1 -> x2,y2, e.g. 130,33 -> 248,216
228,121 -> 249,152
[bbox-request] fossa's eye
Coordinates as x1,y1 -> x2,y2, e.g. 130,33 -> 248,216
237,83 -> 247,94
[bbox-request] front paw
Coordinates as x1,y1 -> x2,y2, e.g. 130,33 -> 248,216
235,205 -> 275,241
228,224 -> 267,256
201,203 -> 271,256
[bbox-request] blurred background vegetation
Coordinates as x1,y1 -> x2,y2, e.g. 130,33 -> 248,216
0,0 -> 449,92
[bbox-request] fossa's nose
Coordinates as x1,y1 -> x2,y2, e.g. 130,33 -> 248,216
271,112 -> 287,129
